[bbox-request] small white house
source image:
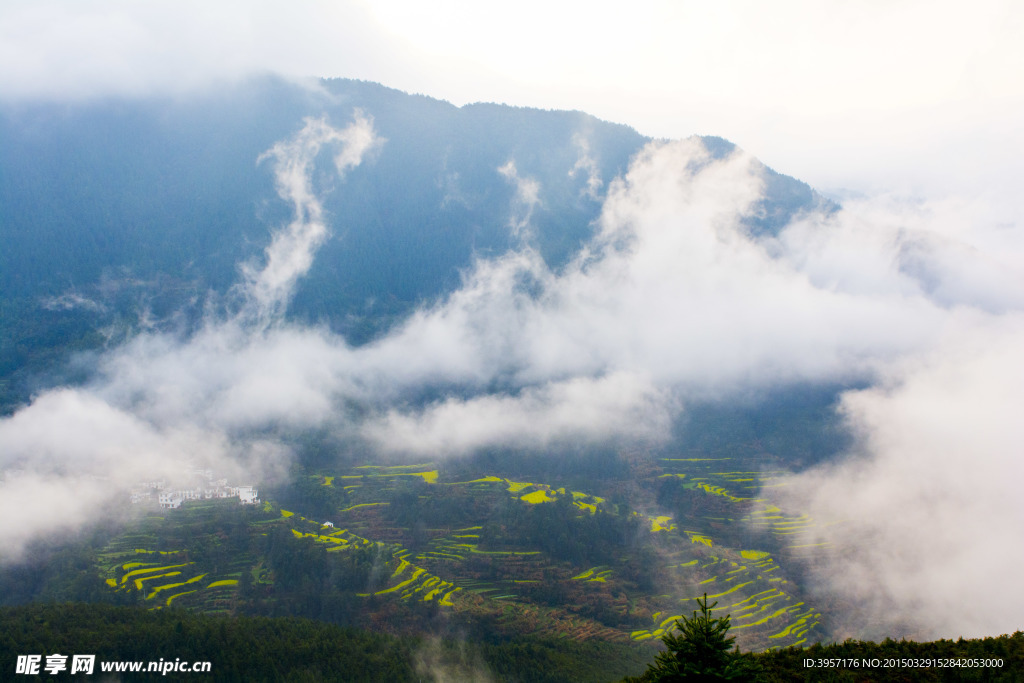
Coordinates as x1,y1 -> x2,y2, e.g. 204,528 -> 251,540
236,485 -> 259,505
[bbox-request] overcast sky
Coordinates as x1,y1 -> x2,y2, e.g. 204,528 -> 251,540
2,0 -> 1022,201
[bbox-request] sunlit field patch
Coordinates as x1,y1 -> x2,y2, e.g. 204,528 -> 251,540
650,516 -> 676,533
571,567 -> 604,581
339,502 -> 389,512
147,573 -> 207,600
740,550 -> 770,561
683,531 -> 713,547
165,590 -> 197,606
520,489 -> 556,504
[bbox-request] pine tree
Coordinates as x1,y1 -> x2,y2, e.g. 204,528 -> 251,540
645,593 -> 760,682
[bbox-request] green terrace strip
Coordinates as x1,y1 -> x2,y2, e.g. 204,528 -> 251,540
356,556 -> 461,605
571,567 -> 614,582
100,546 -> 249,611
354,464 -> 440,484
339,501 -> 389,512
120,563 -> 191,585
146,573 -> 207,600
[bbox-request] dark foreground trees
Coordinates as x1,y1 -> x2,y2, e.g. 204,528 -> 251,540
627,593 -> 761,682
624,593 -> 1024,682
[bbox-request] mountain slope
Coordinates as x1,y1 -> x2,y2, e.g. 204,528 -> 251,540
0,76 -> 827,410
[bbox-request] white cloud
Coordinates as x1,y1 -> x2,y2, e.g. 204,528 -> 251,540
568,133 -> 603,199
346,137 -> 1021,456
363,372 -> 673,456
0,1 -> 393,100
770,195 -> 1024,313
0,472 -> 116,557
381,139 -> 952,394
497,160 -> 540,240
241,113 -> 382,324
0,389 -> 220,475
774,315 -> 1024,639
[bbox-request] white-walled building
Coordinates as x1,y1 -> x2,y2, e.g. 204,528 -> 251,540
138,471 -> 259,509
158,491 -> 184,509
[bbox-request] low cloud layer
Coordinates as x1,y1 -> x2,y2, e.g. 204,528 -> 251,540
774,316 -> 1024,639
1,122 -> 1022,641
363,372 -> 674,456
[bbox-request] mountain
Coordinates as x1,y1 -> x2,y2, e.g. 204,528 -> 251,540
0,76 -> 828,411
0,76 -> 864,680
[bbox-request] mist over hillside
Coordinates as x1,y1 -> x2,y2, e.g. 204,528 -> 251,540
1,76 -> 1023,646
0,78 -> 824,373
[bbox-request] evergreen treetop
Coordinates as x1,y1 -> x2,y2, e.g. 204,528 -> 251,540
644,593 -> 760,682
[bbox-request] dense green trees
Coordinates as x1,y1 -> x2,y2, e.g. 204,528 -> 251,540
0,603 -> 650,682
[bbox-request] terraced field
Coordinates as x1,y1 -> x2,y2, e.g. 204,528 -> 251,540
296,460 -> 825,650
96,502 -> 273,613
658,457 -> 827,555
98,455 -> 826,651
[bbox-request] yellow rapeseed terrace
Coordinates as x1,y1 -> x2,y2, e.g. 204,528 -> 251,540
520,489 -> 555,504
416,470 -> 439,484
650,516 -> 675,532
740,550 -> 770,560
438,588 -> 460,606
134,572 -> 181,591
165,590 -> 197,606
684,532 -> 713,547
121,564 -> 190,584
